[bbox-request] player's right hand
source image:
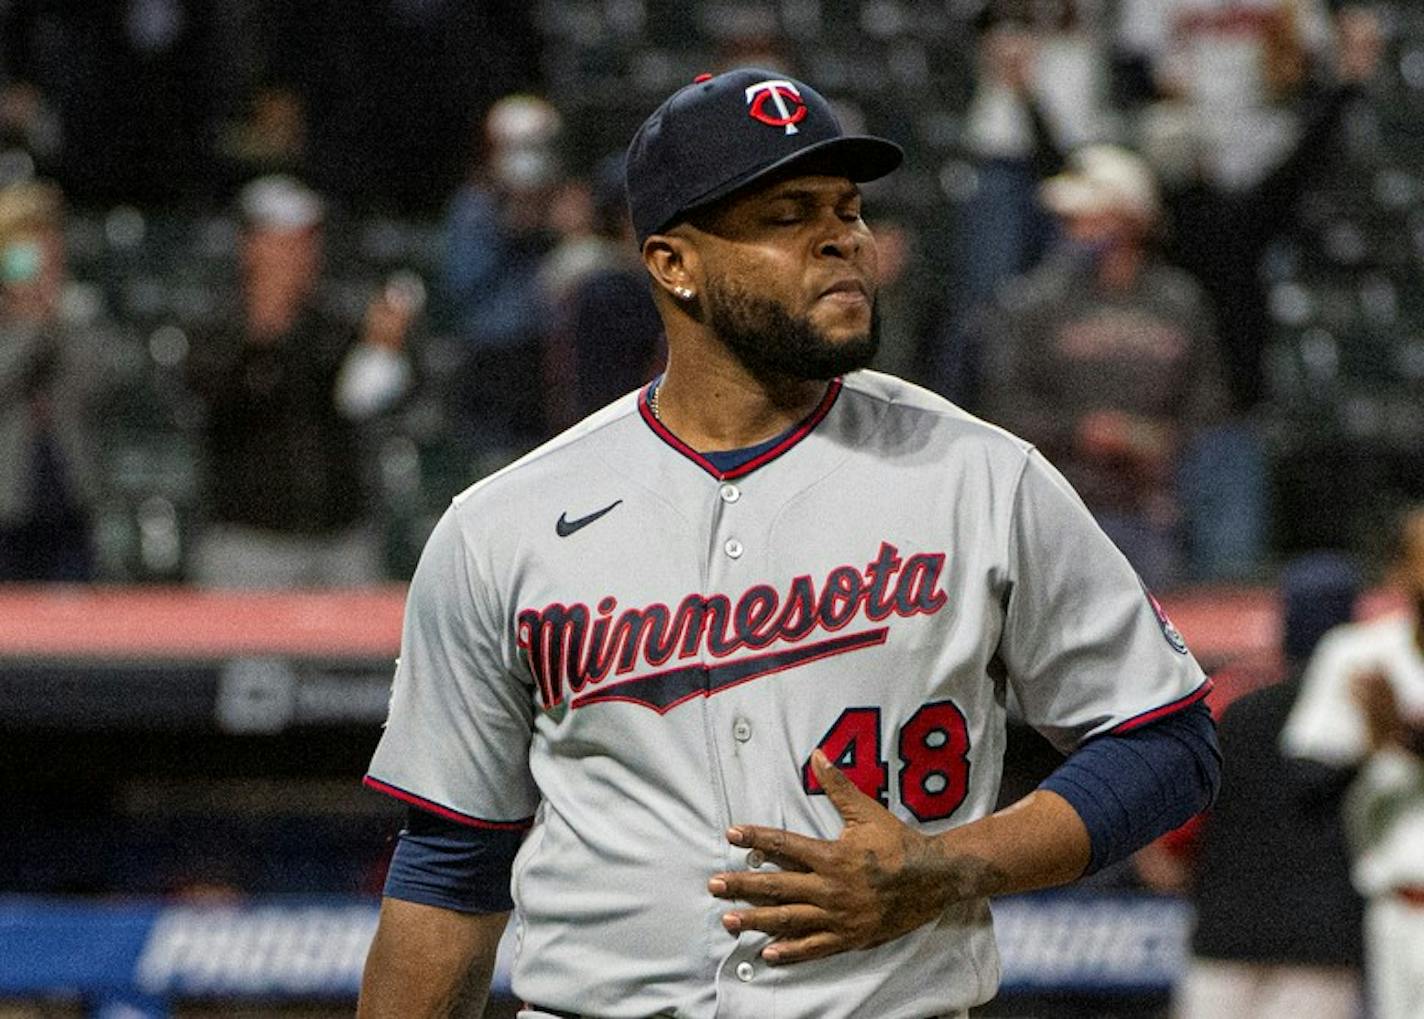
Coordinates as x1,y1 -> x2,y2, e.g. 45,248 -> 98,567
708,751 -> 1008,965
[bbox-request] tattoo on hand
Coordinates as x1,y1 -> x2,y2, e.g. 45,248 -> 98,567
861,832 -> 1009,944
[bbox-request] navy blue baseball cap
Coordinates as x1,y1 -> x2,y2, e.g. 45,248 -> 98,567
625,68 -> 903,243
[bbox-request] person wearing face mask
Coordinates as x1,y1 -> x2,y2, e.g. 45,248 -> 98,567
439,94 -> 582,459
0,179 -> 106,581
976,145 -> 1230,590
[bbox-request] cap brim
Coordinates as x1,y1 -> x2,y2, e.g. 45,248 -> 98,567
660,135 -> 904,233
1041,174 -> 1159,224
1040,175 -> 1100,216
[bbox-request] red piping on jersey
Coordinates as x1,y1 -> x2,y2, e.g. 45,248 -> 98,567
363,775 -> 534,831
1107,679 -> 1214,735
638,377 -> 843,480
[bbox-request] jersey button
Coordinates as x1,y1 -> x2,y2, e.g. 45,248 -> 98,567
719,483 -> 741,503
733,718 -> 752,742
724,538 -> 744,559
735,961 -> 755,982
746,848 -> 766,868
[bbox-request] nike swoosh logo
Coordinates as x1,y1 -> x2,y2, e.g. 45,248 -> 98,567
556,499 -> 623,537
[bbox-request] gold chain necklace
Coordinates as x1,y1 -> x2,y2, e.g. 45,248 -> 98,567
650,384 -> 661,420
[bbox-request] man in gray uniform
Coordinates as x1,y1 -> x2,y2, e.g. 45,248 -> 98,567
358,69 -> 1220,1019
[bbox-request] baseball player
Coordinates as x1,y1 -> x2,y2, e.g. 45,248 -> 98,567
358,69 -> 1220,1019
1280,506 -> 1424,1019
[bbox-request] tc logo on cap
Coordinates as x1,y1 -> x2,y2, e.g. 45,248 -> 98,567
745,79 -> 806,135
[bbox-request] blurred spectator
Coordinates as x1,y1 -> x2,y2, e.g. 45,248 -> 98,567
0,80 -> 60,182
1283,507 -> 1424,1019
255,1 -> 539,211
0,180 -> 109,581
1151,5 -> 1384,412
977,145 -> 1231,589
955,5 -> 1383,416
214,85 -> 306,185
1165,553 -> 1365,1019
541,154 -> 663,432
958,0 -> 1115,311
186,176 -> 415,587
0,0 -> 226,204
867,217 -> 943,389
440,94 -> 575,455
1114,0 -> 1334,191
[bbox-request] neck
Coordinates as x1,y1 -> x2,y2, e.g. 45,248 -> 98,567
247,295 -> 303,340
4,289 -> 58,324
1096,244 -> 1144,291
655,345 -> 828,452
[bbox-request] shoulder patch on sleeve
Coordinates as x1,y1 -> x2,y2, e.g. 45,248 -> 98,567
1143,582 -> 1189,655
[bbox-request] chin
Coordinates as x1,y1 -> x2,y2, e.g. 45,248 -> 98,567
813,301 -> 874,333
825,321 -> 875,347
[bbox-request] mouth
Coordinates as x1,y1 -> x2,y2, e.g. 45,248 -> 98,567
817,278 -> 870,305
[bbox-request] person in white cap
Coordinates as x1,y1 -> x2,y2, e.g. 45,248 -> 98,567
186,175 -> 417,587
977,144 -> 1229,589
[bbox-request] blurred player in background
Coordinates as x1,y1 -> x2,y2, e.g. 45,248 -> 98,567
1168,553 -> 1364,1019
1282,507 -> 1424,1019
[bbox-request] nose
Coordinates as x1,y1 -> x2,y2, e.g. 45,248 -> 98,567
816,214 -> 863,262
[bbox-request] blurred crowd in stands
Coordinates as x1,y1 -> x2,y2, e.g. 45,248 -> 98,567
0,0 -> 1419,591
5,6 -> 1424,1015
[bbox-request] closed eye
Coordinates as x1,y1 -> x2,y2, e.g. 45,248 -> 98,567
765,208 -> 804,225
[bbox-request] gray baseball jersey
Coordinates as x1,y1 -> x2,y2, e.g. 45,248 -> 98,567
366,370 -> 1208,1018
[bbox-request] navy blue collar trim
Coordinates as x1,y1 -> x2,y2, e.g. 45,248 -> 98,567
702,430 -> 789,473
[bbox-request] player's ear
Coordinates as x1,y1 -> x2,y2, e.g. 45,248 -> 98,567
642,231 -> 701,304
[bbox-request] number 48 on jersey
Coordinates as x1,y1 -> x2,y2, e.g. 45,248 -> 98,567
802,700 -> 971,822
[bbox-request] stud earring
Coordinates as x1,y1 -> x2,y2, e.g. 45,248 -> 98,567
674,286 -> 695,300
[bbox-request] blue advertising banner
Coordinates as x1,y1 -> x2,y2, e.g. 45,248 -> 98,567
0,891 -> 1189,1014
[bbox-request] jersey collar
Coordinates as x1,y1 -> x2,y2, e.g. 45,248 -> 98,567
637,377 -> 844,481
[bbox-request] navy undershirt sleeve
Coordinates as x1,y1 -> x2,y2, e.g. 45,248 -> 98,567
382,808 -> 525,914
1040,700 -> 1221,875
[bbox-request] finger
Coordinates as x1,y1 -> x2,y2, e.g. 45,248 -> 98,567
708,869 -> 825,905
737,844 -> 812,874
721,903 -> 829,937
726,825 -> 829,869
810,749 -> 884,824
761,931 -> 844,966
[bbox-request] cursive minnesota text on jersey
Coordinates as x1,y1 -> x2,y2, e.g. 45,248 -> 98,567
516,542 -> 948,712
